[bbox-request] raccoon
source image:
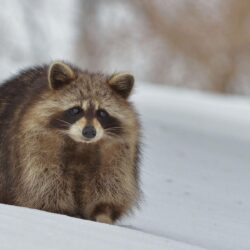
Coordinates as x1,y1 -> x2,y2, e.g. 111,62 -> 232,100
0,61 -> 141,224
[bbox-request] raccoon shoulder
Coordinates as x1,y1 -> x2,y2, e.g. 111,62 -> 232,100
0,65 -> 50,125
0,65 -> 48,99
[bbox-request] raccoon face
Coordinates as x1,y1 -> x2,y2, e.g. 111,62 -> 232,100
47,61 -> 134,144
60,103 -> 122,143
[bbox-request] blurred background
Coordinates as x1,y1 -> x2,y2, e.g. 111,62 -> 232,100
0,0 -> 250,95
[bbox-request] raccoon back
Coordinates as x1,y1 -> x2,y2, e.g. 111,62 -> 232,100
0,66 -> 48,202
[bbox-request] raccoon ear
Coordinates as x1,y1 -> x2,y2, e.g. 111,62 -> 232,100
108,73 -> 134,99
48,61 -> 76,90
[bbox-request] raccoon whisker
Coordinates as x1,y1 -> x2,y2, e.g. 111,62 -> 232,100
57,119 -> 71,125
56,119 -> 71,127
105,131 -> 122,139
105,128 -> 123,132
105,129 -> 123,137
105,130 -> 121,136
105,127 -> 123,132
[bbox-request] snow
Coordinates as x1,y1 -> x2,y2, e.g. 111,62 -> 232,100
0,0 -> 78,81
1,84 -> 250,250
0,204 -> 203,250
124,84 -> 250,250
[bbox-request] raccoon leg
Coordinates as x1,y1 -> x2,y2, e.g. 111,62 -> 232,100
91,203 -> 123,224
95,214 -> 113,224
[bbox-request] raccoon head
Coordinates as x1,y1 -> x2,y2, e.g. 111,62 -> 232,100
47,61 -> 136,144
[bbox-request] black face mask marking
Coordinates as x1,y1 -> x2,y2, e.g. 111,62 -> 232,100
96,109 -> 123,135
49,105 -> 123,137
49,107 -> 85,130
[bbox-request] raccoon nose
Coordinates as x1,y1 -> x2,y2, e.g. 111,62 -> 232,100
82,125 -> 96,139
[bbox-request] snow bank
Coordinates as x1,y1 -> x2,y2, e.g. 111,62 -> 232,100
0,204 -> 203,250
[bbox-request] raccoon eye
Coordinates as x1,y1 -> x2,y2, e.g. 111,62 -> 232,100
96,109 -> 109,119
68,106 -> 83,116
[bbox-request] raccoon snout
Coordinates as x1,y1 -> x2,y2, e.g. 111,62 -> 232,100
82,125 -> 96,139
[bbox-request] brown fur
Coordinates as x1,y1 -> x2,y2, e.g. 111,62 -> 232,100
0,62 -> 141,223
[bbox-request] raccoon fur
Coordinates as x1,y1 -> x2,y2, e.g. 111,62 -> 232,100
0,61 -> 141,224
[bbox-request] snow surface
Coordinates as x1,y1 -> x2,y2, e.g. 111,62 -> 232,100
0,0 -> 78,81
1,84 -> 250,250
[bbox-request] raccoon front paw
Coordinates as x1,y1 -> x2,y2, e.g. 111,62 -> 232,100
95,213 -> 113,224
91,203 -> 122,224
